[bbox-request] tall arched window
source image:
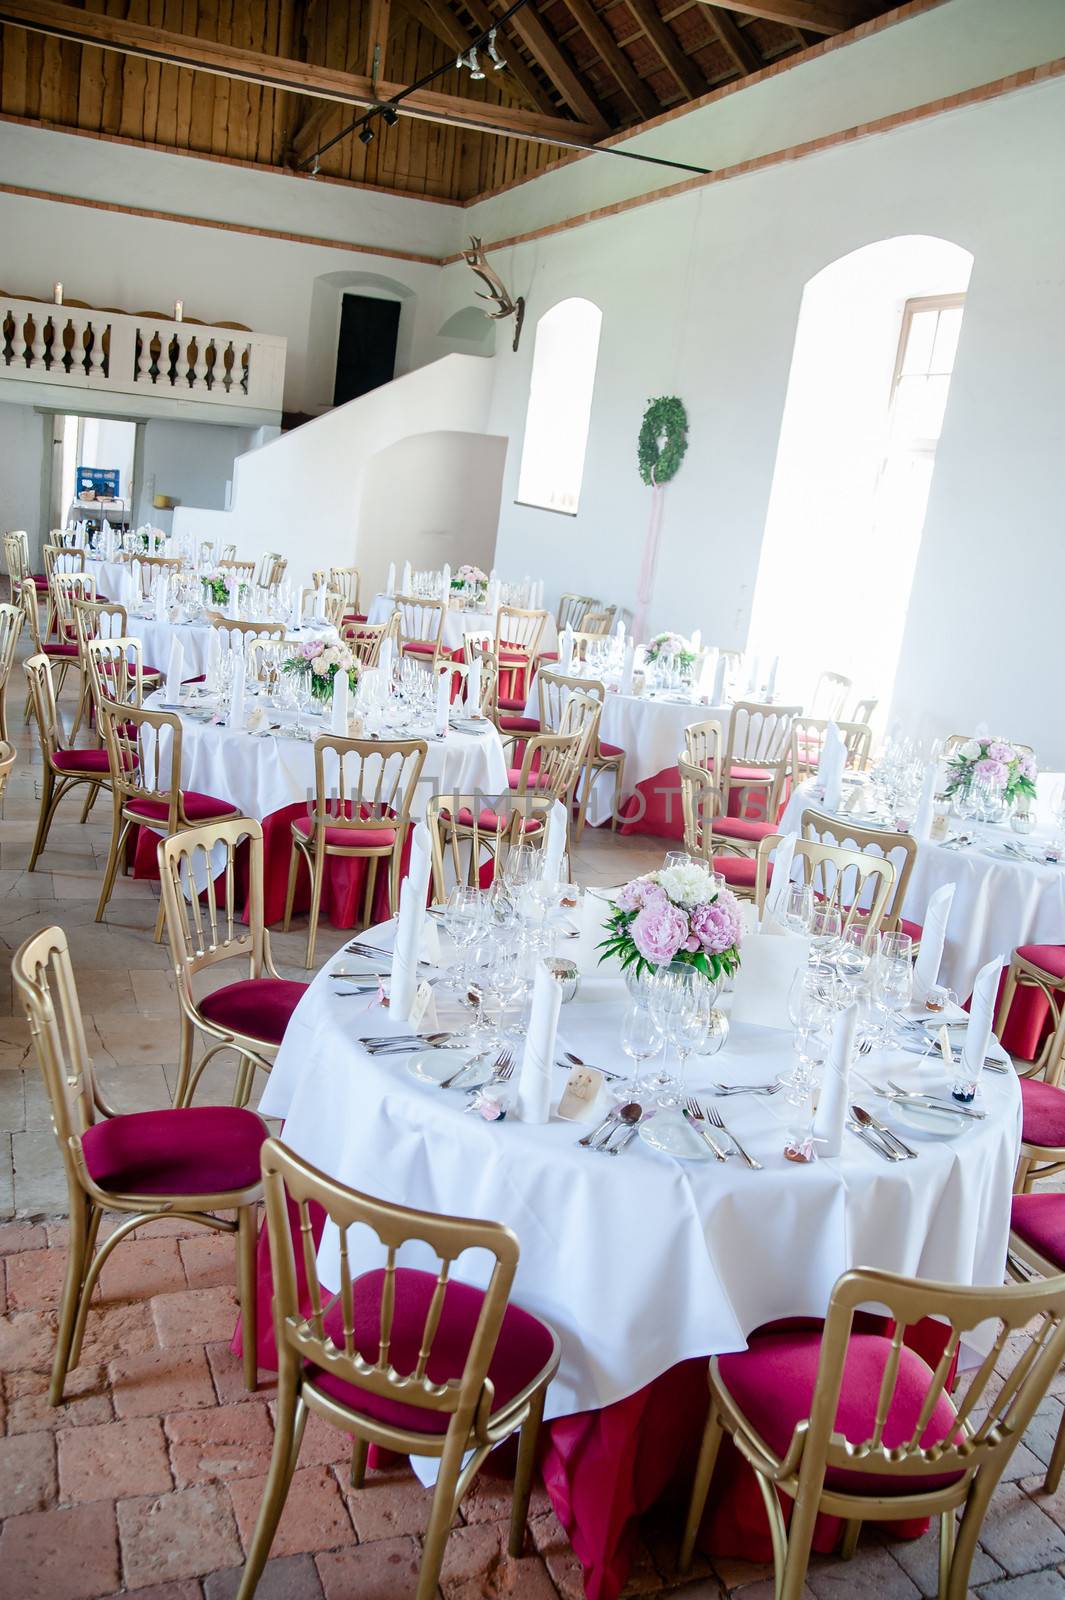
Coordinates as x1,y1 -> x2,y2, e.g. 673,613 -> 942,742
517,297 -> 602,515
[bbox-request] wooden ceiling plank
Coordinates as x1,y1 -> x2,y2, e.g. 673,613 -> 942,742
703,3 -> 758,70
695,0 -> 871,35
623,0 -> 704,99
497,0 -> 609,131
559,0 -> 656,118
458,0 -> 560,117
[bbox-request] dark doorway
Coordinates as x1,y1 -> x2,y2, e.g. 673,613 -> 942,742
333,294 -> 401,405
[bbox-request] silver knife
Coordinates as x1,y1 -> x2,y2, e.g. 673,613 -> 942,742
681,1108 -> 728,1161
846,1119 -> 901,1162
851,1104 -> 917,1160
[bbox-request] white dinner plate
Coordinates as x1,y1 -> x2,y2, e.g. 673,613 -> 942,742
404,1046 -> 487,1087
639,1111 -> 715,1162
893,1100 -> 970,1137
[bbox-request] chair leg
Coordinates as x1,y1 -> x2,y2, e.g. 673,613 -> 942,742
173,1015 -> 196,1109
235,1367 -> 303,1600
282,840 -> 301,932
237,1203 -> 258,1393
304,847 -> 326,969
839,1518 -> 861,1559
78,779 -> 101,824
27,770 -> 58,872
350,1436 -> 370,1489
1045,1404 -> 1065,1494
364,854 -> 380,927
49,1196 -> 94,1406
508,1384 -> 547,1557
679,1401 -> 724,1572
415,1432 -> 466,1600
152,889 -> 166,944
994,961 -> 1020,1039
778,1477 -> 821,1600
938,1510 -> 956,1598
95,812 -> 129,922
612,760 -> 625,833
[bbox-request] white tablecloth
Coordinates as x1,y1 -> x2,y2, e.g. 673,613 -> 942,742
780,782 -> 1065,995
123,617 -> 214,678
145,694 -> 510,824
84,556 -> 129,600
368,594 -> 558,657
260,914 -> 1020,1421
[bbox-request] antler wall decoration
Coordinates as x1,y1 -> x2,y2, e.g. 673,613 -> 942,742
462,236 -> 525,352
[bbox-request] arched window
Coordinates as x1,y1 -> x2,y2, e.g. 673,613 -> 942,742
517,297 -> 602,515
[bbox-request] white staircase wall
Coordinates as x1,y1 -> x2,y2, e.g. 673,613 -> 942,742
172,354 -> 498,582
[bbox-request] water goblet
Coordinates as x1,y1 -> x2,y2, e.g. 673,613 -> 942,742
620,1003 -> 661,1097
781,882 -> 814,935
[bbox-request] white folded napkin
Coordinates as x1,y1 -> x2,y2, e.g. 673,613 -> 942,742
331,667 -> 349,735
314,583 -> 327,623
712,653 -> 728,704
378,637 -> 394,686
229,657 -> 246,730
697,647 -> 718,700
434,668 -> 451,737
467,656 -> 482,713
767,656 -> 780,696
962,955 -> 1004,1081
816,722 -> 846,811
730,930 -> 810,1030
441,563 -> 451,595
205,628 -> 222,691
543,798 -> 568,886
912,883 -> 956,1001
226,581 -> 239,621
690,628 -> 702,653
559,626 -> 575,675
153,576 -> 167,622
813,1001 -> 857,1158
912,764 -> 937,841
164,637 -> 184,703
390,823 -> 433,1023
621,641 -> 635,694
385,562 -> 396,596
614,617 -> 626,643
119,567 -> 136,610
516,961 -> 563,1123
762,831 -> 799,929
291,586 -> 305,630
486,579 -> 500,614
401,560 -> 412,593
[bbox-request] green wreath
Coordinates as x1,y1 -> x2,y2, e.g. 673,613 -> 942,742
637,395 -> 688,487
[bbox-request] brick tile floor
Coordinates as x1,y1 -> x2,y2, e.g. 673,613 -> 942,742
4,619 -> 1065,1597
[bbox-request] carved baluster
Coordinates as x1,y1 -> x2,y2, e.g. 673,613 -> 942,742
240,342 -> 251,395
28,314 -> 45,370
222,341 -> 234,392
192,336 -> 208,391
202,336 -> 216,390
85,321 -> 104,379
1,305 -> 12,366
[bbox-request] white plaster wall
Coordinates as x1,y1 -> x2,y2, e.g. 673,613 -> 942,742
0,402 -> 47,559
136,419 -> 258,531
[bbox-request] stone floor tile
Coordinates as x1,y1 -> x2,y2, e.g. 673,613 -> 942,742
109,1348 -> 218,1420
97,1585 -> 203,1600
117,1482 -> 244,1589
1020,1473 -> 1065,1533
205,1340 -> 278,1408
709,1557 -> 775,1592
58,1416 -> 173,1503
0,1500 -> 121,1600
5,1363 -> 114,1434
76,1299 -> 159,1366
877,1522 -> 1002,1594
804,1543 -> 922,1598
129,969 -> 180,1015
0,1067 -> 26,1133
0,1428 -> 58,1513
977,1573 -> 1065,1600
977,1481 -> 1065,1576
458,1466 -> 552,1527
316,1538 -> 427,1600
86,1010 -> 181,1068
5,1236 -> 183,1311
205,1552 -> 325,1600
0,1305 -> 59,1373
227,1465 -> 355,1559
11,1127 -> 70,1214
165,1402 -> 275,1487
151,1284 -> 240,1347
0,1217 -> 46,1252
275,1405 -> 350,1470
179,1233 -> 240,1291
0,1132 -> 14,1215
342,1464 -> 436,1541
438,1520 -> 559,1600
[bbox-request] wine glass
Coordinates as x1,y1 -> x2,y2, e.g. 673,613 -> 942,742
781,882 -> 814,935
620,1003 -> 661,1096
443,887 -> 486,996
808,907 -> 843,967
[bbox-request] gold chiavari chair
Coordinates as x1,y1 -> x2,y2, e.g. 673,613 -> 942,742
580,607 -> 615,636
254,551 -> 286,588
1007,1195 -> 1065,1492
790,718 -> 873,785
809,670 -> 853,721
556,592 -> 600,632
4,530 -> 41,599
313,565 -> 361,617
341,611 -> 399,668
300,588 -> 345,629
495,605 -> 547,710
851,695 -> 879,726
235,1137 -> 559,1600
219,542 -> 238,561
159,817 -> 310,1109
12,923 -> 267,1404
462,640 -> 498,721
51,571 -> 97,648
538,669 -> 624,838
680,1265 -> 1065,1600
96,698 -> 240,937
425,790 -> 538,899
219,557 -> 257,586
0,598 -> 24,742
18,577 -> 81,713
754,829 -> 896,935
72,598 -> 163,738
684,718 -> 723,774
24,654 -> 113,869
801,808 -> 917,940
84,635 -> 148,722
284,735 -> 428,968
396,595 -> 447,672
129,553 -> 182,603
43,543 -> 88,637
679,758 -> 757,900
0,737 -> 15,804
244,636 -> 288,695
205,615 -> 286,647
710,702 -> 801,859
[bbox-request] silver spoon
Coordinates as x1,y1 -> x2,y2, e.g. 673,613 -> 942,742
599,1102 -> 643,1153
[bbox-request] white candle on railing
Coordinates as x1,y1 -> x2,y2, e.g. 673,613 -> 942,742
174,300 -> 184,322
53,282 -> 63,305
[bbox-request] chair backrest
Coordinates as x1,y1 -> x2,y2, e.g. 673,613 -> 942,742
99,697 -> 183,824
396,595 -> 445,647
722,701 -> 801,818
495,605 -> 546,661
537,669 -> 604,743
341,615 -> 397,668
809,670 -> 852,721
328,566 -> 360,611
790,718 -> 872,784
851,695 -> 878,725
159,816 -> 270,993
24,653 -> 67,764
43,543 -> 85,582
52,573 -> 97,641
73,598 -> 128,657
683,718 -> 723,774
463,642 -> 497,719
18,578 -> 45,651
301,589 -> 345,628
424,790 -> 530,898
219,543 -> 237,562
130,555 -> 182,601
944,733 -> 1035,757
0,599 -> 24,692
800,807 -> 917,934
0,738 -> 15,803
255,552 -> 286,588
791,1266 -> 1065,1507
513,692 -> 598,806
556,592 -> 599,632
306,735 -> 427,841
219,557 -> 257,584
754,829 -> 896,933
245,635 -> 289,690
580,607 -> 615,636
205,615 -> 286,646
260,1134 -> 527,1434
85,637 -> 147,718
678,757 -> 719,861
4,531 -> 28,584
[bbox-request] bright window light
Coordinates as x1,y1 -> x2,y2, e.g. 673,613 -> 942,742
517,297 -> 602,515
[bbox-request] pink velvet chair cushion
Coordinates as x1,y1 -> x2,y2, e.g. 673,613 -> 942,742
1019,1077 -> 1065,1149
598,742 -> 624,759
713,855 -> 769,890
711,816 -> 776,843
451,806 -> 543,836
52,747 -> 110,774
32,574 -> 50,590
1017,944 -> 1065,979
716,1328 -> 964,1496
198,977 -> 309,1044
900,917 -> 924,942
498,715 -> 541,734
44,642 -> 80,659
82,1105 -> 266,1197
727,763 -> 773,783
1011,1193 -> 1065,1269
291,816 -> 398,850
309,1267 -> 555,1436
402,640 -> 438,656
126,792 -> 240,824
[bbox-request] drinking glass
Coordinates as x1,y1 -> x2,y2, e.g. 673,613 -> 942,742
808,907 -> 843,965
781,882 -> 814,935
443,887 -> 486,995
664,850 -> 693,871
620,1004 -> 661,1096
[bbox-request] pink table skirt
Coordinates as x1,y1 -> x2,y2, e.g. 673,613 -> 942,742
234,1197 -> 936,1600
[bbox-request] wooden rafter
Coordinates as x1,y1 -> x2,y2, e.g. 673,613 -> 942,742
702,4 -> 760,72
559,0 -> 658,119
696,0 -> 874,35
624,0 -> 705,101
497,0 -> 611,130
0,0 -> 606,146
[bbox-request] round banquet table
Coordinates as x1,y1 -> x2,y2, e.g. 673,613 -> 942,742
368,593 -> 559,658
84,554 -> 136,600
246,920 -> 1020,1598
122,615 -> 214,679
131,695 -> 509,927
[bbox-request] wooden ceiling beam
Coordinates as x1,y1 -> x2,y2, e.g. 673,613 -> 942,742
0,0 -> 606,147
559,0 -> 657,119
623,0 -> 705,100
703,4 -> 760,71
497,0 -> 611,131
695,0 -> 873,35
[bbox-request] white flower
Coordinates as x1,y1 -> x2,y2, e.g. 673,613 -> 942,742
311,656 -> 330,676
655,862 -> 716,907
959,739 -> 982,761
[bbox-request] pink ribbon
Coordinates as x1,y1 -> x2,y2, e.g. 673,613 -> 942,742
632,477 -> 665,644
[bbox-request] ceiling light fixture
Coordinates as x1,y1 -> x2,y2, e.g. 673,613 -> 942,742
457,46 -> 485,80
358,123 -> 375,145
380,105 -> 398,126
486,28 -> 506,70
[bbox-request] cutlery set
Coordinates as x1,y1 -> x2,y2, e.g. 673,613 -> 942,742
684,1099 -> 762,1169
577,1102 -> 643,1155
847,1103 -> 917,1161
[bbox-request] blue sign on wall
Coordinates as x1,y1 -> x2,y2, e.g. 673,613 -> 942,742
76,467 -> 121,498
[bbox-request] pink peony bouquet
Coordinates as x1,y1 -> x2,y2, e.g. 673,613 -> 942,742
944,737 -> 1036,807
599,861 -> 743,984
643,630 -> 696,669
281,639 -> 358,703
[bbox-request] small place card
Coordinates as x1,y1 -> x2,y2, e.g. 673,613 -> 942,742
556,1065 -> 607,1123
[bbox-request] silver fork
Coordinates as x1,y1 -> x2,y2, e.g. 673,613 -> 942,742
468,1053 -> 515,1094
441,1047 -> 505,1091
683,1098 -> 728,1161
705,1103 -> 763,1170
711,1081 -> 781,1097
